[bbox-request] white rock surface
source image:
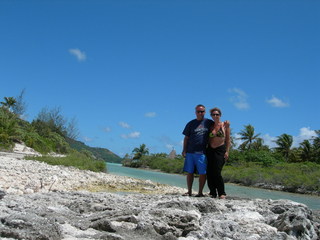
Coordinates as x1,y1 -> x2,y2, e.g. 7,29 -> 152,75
0,144 -> 185,195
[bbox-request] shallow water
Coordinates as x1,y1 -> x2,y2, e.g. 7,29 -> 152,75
107,163 -> 320,210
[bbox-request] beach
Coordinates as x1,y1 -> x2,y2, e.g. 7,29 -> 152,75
0,143 -> 185,196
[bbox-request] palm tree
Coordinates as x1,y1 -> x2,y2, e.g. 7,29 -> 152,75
251,138 -> 270,151
0,110 -> 18,144
299,140 -> 313,162
274,133 -> 293,161
132,144 -> 149,160
237,124 -> 261,150
311,130 -> 320,163
312,130 -> 320,150
1,97 -> 17,111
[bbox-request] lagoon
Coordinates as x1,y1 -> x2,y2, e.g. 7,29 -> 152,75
107,162 -> 320,210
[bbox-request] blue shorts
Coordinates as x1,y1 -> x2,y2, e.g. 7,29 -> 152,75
183,153 -> 207,175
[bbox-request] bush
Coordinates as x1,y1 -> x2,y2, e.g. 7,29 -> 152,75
26,152 -> 106,172
244,150 -> 278,166
145,155 -> 184,173
23,132 -> 51,153
223,161 -> 320,193
123,154 -> 184,174
45,132 -> 70,154
0,107 -> 19,146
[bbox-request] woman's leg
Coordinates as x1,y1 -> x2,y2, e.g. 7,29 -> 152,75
215,145 -> 226,197
206,147 -> 216,197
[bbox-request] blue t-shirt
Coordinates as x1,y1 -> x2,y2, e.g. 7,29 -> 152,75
182,118 -> 214,153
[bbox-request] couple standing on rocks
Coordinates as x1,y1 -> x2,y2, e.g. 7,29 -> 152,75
182,104 -> 231,199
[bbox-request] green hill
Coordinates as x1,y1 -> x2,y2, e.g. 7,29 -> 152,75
66,138 -> 122,163
0,105 -> 122,164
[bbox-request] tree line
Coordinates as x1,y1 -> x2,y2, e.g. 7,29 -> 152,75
0,91 -> 106,172
0,92 -> 79,153
123,124 -> 320,169
235,124 -> 319,164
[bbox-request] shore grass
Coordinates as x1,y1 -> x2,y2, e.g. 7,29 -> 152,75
25,152 -> 106,172
223,162 -> 320,194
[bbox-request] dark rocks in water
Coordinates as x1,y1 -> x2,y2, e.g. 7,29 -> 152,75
0,191 -> 319,240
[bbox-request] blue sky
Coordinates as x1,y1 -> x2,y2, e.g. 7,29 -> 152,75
1,0 -> 319,157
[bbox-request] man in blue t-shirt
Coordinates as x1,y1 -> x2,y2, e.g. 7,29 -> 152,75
182,104 -> 213,197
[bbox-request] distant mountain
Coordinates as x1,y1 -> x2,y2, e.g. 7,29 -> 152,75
66,138 -> 122,163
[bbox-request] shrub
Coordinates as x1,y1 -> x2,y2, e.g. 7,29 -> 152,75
0,107 -> 19,146
23,132 -> 51,153
26,152 -> 106,172
223,161 -> 320,193
244,150 -> 278,166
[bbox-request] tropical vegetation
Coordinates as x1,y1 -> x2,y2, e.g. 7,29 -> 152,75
25,152 -> 106,172
123,125 -> 320,194
0,92 -> 121,172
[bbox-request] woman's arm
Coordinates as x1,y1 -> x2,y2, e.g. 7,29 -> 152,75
224,121 -> 231,159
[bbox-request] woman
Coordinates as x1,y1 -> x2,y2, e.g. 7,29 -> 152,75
206,107 -> 230,199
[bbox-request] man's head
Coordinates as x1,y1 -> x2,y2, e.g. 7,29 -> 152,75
195,104 -> 206,120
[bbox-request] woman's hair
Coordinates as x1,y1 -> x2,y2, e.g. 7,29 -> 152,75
210,107 -> 222,116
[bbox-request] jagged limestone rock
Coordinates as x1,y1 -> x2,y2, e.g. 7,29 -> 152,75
0,191 -> 319,240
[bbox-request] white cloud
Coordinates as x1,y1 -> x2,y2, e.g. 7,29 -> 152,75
228,88 -> 249,110
145,112 -> 156,118
121,131 -> 141,139
293,127 -> 317,147
83,136 -> 92,142
266,96 -> 289,108
103,127 -> 111,133
155,135 -> 180,151
69,48 -> 86,61
232,133 -> 243,148
119,121 -> 130,128
165,144 -> 174,150
261,134 -> 277,148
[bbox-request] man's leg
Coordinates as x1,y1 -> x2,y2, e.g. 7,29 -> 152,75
198,174 -> 206,195
186,173 -> 194,196
195,153 -> 207,196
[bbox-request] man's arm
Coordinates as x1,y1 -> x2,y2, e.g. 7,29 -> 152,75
182,136 -> 189,157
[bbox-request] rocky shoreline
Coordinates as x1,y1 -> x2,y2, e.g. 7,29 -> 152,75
251,182 -> 320,196
131,167 -> 320,197
0,146 -> 319,239
0,151 -> 185,196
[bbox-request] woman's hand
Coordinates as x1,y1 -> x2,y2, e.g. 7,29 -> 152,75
224,151 -> 229,160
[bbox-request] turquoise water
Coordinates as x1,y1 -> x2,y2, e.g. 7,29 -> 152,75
107,163 -> 320,210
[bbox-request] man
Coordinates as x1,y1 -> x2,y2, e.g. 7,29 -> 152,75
182,104 -> 213,197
